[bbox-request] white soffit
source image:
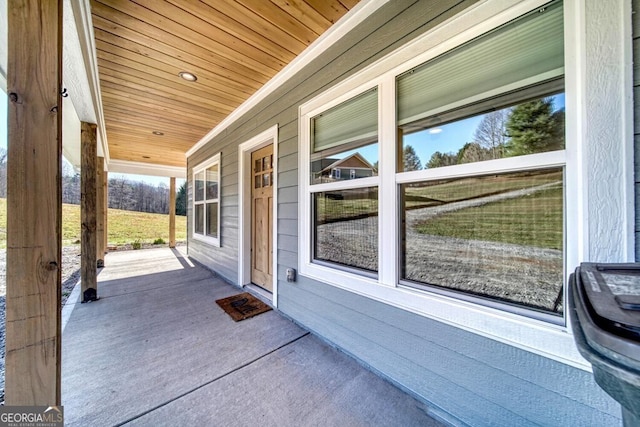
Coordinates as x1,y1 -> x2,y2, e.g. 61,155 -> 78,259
185,0 -> 390,158
62,95 -> 82,168
67,0 -> 109,162
63,0 -> 96,125
108,159 -> 186,179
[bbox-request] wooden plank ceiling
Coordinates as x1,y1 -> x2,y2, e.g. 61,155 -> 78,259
92,0 -> 359,168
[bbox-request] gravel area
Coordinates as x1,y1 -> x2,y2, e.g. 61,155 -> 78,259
317,216 -> 562,311
316,182 -> 564,314
0,246 -> 82,404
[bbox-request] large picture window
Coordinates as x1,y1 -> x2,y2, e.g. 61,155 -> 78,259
401,168 -> 564,315
396,1 -> 564,318
299,0 -> 576,362
193,153 -> 220,246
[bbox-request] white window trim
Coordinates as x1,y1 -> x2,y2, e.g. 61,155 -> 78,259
192,153 -> 221,247
299,0 -> 634,370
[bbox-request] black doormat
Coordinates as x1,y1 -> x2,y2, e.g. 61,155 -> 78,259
215,292 -> 272,322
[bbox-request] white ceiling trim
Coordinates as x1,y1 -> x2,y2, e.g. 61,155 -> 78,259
108,159 -> 186,178
185,0 -> 390,158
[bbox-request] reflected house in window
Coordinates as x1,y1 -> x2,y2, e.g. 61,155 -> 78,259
312,153 -> 376,184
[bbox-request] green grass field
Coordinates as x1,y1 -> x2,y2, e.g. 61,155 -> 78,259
414,186 -> 563,250
0,198 -> 187,248
404,170 -> 562,208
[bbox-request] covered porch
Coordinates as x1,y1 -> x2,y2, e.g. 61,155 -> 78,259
1,0 -> 365,409
3,0 -> 636,424
61,247 -> 443,426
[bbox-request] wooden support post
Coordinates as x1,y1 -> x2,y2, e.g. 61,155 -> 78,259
104,170 -> 109,254
96,157 -> 105,267
6,0 -> 63,405
81,122 -> 98,302
169,177 -> 176,248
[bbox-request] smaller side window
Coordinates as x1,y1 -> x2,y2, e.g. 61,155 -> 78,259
193,153 -> 221,246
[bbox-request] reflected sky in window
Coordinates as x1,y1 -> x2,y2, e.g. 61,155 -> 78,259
316,93 -> 565,168
403,93 -> 565,168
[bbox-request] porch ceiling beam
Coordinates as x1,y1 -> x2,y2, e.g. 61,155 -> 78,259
5,0 -> 62,405
108,159 -> 186,179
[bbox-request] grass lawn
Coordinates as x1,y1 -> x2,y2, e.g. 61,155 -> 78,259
0,198 -> 187,248
414,186 -> 563,250
314,188 -> 378,222
315,197 -> 378,222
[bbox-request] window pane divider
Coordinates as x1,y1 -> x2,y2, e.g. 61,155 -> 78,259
308,176 -> 379,193
396,150 -> 566,184
379,75 -> 398,286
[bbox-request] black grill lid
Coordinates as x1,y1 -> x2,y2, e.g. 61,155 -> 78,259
578,263 -> 640,340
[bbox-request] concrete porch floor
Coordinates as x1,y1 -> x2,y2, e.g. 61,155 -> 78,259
62,247 -> 444,427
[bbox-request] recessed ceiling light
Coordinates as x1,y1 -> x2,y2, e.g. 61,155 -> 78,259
178,71 -> 197,82
152,131 -> 164,136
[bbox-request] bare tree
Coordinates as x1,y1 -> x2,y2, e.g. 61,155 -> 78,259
59,170 -> 172,214
62,174 -> 80,204
474,109 -> 510,159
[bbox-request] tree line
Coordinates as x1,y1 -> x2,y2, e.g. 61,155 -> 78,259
0,152 -> 187,216
403,97 -> 565,170
62,174 -> 188,216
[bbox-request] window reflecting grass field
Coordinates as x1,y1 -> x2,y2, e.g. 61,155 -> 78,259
402,169 -> 564,315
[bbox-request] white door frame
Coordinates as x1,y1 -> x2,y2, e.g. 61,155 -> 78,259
238,124 -> 279,306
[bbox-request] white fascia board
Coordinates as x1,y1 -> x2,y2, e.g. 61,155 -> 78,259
69,0 -> 109,163
185,0 -> 390,158
108,159 -> 186,178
